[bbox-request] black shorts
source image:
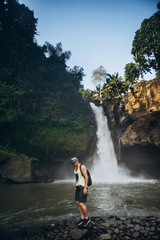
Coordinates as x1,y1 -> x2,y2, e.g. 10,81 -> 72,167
75,186 -> 87,203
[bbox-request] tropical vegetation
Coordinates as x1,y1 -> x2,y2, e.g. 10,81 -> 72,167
0,0 -> 95,163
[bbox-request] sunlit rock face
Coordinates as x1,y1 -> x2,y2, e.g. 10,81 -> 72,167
124,78 -> 160,116
103,78 -> 160,178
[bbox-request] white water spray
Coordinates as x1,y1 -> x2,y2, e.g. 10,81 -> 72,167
90,103 -> 141,183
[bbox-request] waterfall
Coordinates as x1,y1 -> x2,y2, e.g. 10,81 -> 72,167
90,102 -> 132,183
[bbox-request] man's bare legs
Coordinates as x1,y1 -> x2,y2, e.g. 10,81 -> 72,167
77,201 -> 89,219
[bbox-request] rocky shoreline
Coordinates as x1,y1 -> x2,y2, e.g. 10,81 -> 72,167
7,215 -> 160,240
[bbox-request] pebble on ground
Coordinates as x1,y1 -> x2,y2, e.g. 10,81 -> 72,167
12,215 -> 160,240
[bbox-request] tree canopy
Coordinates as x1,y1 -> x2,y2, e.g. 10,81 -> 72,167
0,0 -> 94,161
131,7 -> 160,73
103,73 -> 128,99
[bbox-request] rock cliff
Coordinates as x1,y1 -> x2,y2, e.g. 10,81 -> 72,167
103,78 -> 160,178
0,148 -> 38,183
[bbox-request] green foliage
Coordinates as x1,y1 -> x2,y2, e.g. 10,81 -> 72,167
123,4 -> 159,88
133,53 -> 151,80
0,145 -> 38,166
131,10 -> 160,71
28,115 -> 93,160
124,63 -> 139,85
0,0 -> 94,163
79,88 -> 94,100
0,146 -> 17,165
102,73 -> 128,99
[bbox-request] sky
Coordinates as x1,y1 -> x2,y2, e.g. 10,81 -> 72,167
19,0 -> 159,89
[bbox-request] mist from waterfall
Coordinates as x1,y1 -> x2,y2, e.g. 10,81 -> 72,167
90,102 -> 141,183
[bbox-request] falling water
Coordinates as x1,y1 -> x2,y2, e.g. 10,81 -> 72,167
90,102 -> 134,183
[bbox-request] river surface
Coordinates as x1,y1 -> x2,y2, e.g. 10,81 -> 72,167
0,180 -> 160,236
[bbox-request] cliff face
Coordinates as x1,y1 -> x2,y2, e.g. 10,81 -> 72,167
103,78 -> 160,178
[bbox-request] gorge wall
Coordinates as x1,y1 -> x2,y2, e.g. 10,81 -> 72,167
103,78 -> 160,179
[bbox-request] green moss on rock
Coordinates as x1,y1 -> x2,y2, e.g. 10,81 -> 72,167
0,147 -> 38,183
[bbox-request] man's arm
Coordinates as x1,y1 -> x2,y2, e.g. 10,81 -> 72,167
81,165 -> 88,194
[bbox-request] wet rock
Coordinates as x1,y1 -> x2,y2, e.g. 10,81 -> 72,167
125,236 -> 130,239
119,217 -> 127,221
114,228 -> 119,234
0,152 -> 35,183
99,233 -> 111,240
127,223 -> 134,228
132,218 -> 141,224
132,231 -> 139,238
124,219 -> 131,224
54,234 -> 63,240
70,228 -> 88,240
134,224 -> 141,231
101,222 -> 111,228
13,215 -> 160,240
119,224 -> 126,230
107,229 -> 113,235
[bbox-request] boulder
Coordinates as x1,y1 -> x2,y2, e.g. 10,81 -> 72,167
70,228 -> 88,240
0,148 -> 38,183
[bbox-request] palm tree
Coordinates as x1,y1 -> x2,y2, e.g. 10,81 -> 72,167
106,72 -> 122,98
124,62 -> 139,84
133,53 -> 151,80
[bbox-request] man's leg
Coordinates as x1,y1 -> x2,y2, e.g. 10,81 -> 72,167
79,202 -> 88,219
76,187 -> 90,226
77,201 -> 85,219
79,202 -> 90,227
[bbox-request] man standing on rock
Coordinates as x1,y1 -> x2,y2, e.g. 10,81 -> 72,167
71,157 -> 90,227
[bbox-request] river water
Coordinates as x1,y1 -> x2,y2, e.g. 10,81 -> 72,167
0,180 -> 160,235
1,103 -> 160,236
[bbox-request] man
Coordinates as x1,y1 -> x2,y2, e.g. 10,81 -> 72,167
71,157 -> 90,227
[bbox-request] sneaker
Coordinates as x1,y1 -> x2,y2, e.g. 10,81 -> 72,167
77,218 -> 85,226
82,218 -> 90,227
